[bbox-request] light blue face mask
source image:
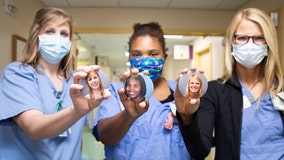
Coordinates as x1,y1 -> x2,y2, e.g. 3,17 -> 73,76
129,57 -> 164,81
38,34 -> 71,64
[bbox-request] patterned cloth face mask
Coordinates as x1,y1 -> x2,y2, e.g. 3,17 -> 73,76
129,57 -> 164,81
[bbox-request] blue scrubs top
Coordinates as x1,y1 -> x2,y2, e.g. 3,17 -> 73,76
0,62 -> 88,160
92,80 -> 190,160
240,81 -> 284,160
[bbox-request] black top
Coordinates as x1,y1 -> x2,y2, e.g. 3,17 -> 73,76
178,71 -> 245,160
178,71 -> 284,160
160,88 -> 174,104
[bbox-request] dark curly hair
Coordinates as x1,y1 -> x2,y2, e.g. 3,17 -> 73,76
128,22 -> 167,54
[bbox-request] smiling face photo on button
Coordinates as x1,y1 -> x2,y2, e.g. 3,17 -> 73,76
186,74 -> 203,99
124,74 -> 146,103
86,70 -> 104,100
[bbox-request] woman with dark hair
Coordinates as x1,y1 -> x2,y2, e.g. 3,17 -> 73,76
89,22 -> 190,159
124,74 -> 146,103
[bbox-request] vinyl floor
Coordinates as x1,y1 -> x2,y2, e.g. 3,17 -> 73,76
82,126 -> 105,160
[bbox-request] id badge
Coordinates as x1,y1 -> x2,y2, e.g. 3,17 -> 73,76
56,100 -> 72,138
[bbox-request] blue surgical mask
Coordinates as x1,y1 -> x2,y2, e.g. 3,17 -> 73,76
38,34 -> 71,64
232,43 -> 268,69
129,57 -> 164,81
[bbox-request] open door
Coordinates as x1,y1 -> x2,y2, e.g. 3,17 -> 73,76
195,44 -> 212,81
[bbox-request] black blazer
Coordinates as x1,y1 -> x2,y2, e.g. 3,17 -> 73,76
178,71 -> 284,160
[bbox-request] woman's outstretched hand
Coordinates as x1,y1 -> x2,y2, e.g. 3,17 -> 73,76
118,68 -> 149,119
174,68 -> 202,125
70,65 -> 110,116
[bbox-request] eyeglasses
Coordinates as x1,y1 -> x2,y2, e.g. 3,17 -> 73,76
233,35 -> 266,45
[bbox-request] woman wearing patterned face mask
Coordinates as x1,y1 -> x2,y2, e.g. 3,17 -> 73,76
91,22 -> 190,159
176,8 -> 284,160
0,7 -> 108,159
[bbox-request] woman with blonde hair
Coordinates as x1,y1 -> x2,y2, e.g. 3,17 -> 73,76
0,7 -> 107,159
176,8 -> 284,160
185,74 -> 203,100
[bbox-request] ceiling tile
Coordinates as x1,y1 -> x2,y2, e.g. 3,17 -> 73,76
168,0 -> 224,9
216,0 -> 250,10
118,0 -> 171,8
40,0 -> 70,7
67,0 -> 118,7
40,0 -> 250,9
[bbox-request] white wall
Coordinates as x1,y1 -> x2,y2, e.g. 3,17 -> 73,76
0,0 -> 43,74
193,37 -> 225,80
163,55 -> 193,81
163,36 -> 224,81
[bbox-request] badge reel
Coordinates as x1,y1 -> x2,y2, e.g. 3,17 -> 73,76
178,71 -> 208,98
124,73 -> 154,103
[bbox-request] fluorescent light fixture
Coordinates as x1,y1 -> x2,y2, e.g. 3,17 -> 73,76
164,35 -> 183,39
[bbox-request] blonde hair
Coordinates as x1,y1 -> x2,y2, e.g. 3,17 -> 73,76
186,74 -> 203,98
222,8 -> 283,98
21,7 -> 74,80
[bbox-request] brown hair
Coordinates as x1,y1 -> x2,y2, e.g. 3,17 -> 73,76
21,7 -> 74,80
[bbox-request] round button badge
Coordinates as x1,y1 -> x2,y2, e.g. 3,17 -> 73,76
178,71 -> 208,98
124,73 -> 154,103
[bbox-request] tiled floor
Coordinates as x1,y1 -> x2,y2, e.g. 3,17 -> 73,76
82,127 -> 105,160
